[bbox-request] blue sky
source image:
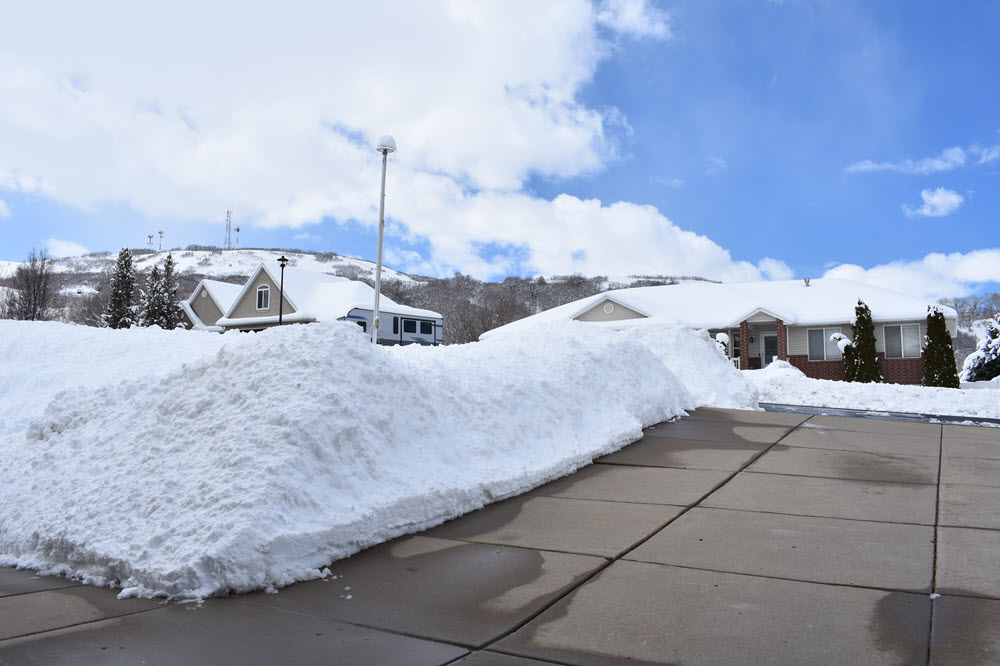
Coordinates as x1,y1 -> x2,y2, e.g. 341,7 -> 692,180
1,1 -> 997,300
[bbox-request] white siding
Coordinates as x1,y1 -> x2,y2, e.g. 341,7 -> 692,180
574,299 -> 647,323
787,327 -> 808,356
746,312 -> 776,323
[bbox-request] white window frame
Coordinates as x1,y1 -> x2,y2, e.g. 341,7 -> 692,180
883,324 -> 921,358
807,327 -> 843,361
256,284 -> 270,310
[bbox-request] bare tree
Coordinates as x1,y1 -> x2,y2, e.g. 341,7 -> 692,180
2,248 -> 54,321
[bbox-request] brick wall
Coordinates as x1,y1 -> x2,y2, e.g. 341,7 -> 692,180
880,353 -> 924,385
788,355 -> 846,381
777,319 -> 788,361
740,321 -> 750,370
785,353 -> 924,384
747,357 -> 762,370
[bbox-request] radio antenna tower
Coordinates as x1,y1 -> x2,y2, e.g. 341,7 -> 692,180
158,230 -> 164,252
234,225 -> 241,248
224,210 -> 233,250
147,234 -> 153,248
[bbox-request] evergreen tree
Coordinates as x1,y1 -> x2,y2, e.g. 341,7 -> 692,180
961,314 -> 1000,382
849,299 -> 881,383
139,265 -> 168,327
161,253 -> 179,330
923,305 -> 961,387
104,247 -> 137,329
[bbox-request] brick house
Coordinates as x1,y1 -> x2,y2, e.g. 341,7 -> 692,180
488,278 -> 956,385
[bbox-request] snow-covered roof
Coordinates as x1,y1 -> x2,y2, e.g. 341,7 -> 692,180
486,278 -> 957,337
218,264 -> 441,328
188,279 -> 244,312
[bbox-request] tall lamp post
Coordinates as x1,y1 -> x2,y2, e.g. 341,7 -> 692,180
371,135 -> 396,344
277,255 -> 288,325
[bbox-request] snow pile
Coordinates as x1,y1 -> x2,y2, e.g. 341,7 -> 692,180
0,321 -> 230,436
1,321 -> 694,599
748,361 -> 1000,420
625,325 -> 759,410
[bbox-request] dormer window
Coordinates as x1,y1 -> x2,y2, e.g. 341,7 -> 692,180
256,285 -> 270,310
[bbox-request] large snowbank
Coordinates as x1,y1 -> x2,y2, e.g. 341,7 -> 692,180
749,361 -> 1000,420
0,321 -> 229,436
624,325 -> 758,410
1,320 -> 717,599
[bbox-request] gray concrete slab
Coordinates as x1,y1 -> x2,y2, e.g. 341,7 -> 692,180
937,527 -> 1000,600
683,407 -> 811,427
943,434 -> 1000,460
0,568 -> 79,598
455,651 -> 557,665
782,425 -> 941,457
940,484 -> 1000,530
807,415 -> 941,437
243,535 -> 605,648
0,586 -> 160,641
747,445 -> 939,485
941,457 -> 1000,487
0,596 -> 467,666
930,594 -> 1000,665
527,463 -> 730,506
598,435 -> 767,471
424,495 -> 682,558
944,423 -> 1000,443
494,560 -> 929,665
702,471 -> 938,525
642,419 -> 792,444
625,507 -> 934,592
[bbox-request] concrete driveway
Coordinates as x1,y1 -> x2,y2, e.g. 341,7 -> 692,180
1,408 -> 998,665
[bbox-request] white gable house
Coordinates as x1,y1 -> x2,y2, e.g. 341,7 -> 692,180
178,279 -> 245,332
214,263 -> 443,345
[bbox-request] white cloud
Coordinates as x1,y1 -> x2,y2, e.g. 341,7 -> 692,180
705,156 -> 729,175
902,187 -> 963,218
0,1 -> 772,283
292,232 -> 320,242
46,238 -> 88,258
652,176 -> 684,188
971,142 -> 1000,165
823,249 -> 1000,301
596,0 -> 674,40
846,146 -> 967,175
757,257 -> 795,281
0,199 -> 9,217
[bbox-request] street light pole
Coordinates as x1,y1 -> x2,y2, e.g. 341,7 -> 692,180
371,135 -> 396,344
277,255 -> 288,325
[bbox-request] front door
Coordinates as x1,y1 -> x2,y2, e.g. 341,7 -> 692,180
761,333 -> 778,367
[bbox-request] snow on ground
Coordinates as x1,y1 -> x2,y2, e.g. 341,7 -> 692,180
0,320 -> 739,600
748,361 -> 1000,420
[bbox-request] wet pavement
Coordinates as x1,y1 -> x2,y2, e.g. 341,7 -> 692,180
2,407 -> 999,665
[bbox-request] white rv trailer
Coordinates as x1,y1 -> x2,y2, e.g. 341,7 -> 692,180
342,308 -> 444,346
215,263 -> 444,345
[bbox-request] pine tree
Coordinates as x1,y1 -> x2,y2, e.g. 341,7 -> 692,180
161,253 -> 179,330
140,265 -> 168,327
850,299 -> 881,383
923,305 -> 961,388
104,247 -> 137,329
961,314 -> 1000,382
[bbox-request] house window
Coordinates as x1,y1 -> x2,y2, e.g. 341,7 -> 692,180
732,331 -> 741,357
256,285 -> 269,310
884,324 -> 920,358
808,328 -> 842,361
393,317 -> 399,334
403,320 -> 417,334
420,321 -> 433,335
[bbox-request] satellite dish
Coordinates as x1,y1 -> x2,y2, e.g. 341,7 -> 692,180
375,135 -> 396,154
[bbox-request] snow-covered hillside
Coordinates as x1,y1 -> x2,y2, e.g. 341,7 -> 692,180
28,248 -> 417,284
0,319 -> 751,600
